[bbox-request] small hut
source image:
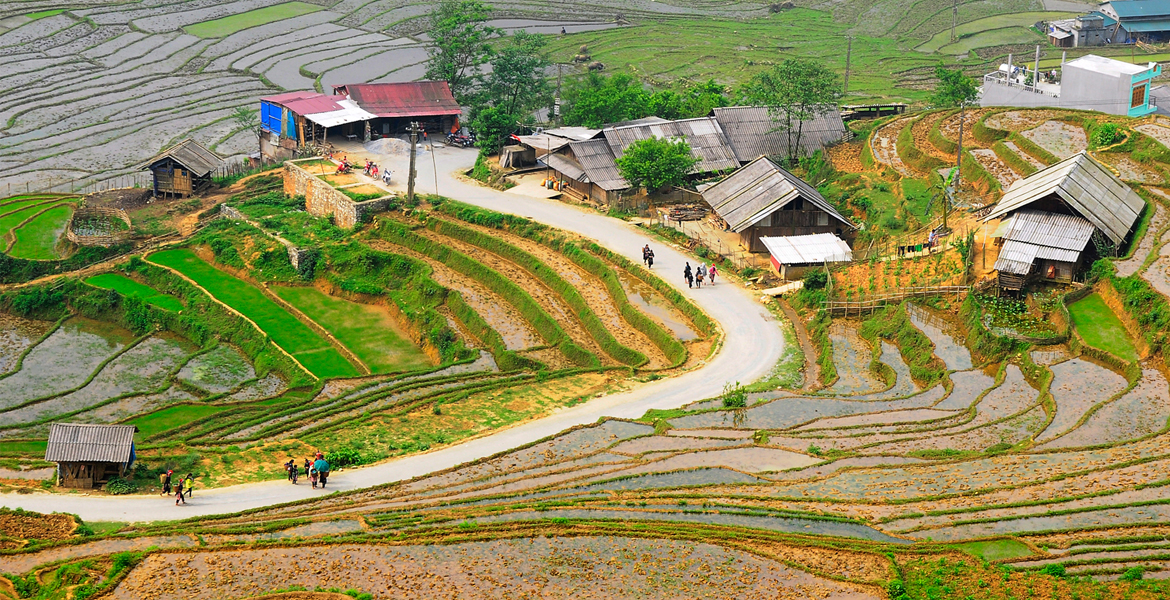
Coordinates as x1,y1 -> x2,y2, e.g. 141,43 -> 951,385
703,156 -> 856,253
45,423 -> 137,489
143,139 -> 224,198
760,233 -> 853,280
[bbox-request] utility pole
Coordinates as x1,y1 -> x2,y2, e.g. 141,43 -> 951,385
843,37 -> 853,95
951,0 -> 958,43
407,121 -> 419,205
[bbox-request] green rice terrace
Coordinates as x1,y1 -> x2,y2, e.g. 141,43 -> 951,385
2,102 -> 1170,599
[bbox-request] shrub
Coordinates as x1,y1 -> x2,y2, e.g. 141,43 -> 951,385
324,447 -> 367,468
804,269 -> 828,289
1090,122 -> 1123,148
1040,563 -> 1066,578
104,478 -> 138,495
720,381 -> 746,408
1120,567 -> 1144,581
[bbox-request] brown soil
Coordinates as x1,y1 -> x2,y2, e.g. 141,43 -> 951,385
83,188 -> 151,210
827,140 -> 866,173
970,149 -> 1022,187
1030,525 -> 1170,549
321,173 -> 358,186
871,117 -> 916,177
412,227 -> 613,365
442,218 -> 669,368
832,249 -> 966,297
738,540 -> 892,583
1094,153 -> 1165,184
912,112 -> 953,162
0,511 -> 75,541
249,594 -> 354,600
1021,121 -> 1087,159
344,184 -> 385,195
983,109 -> 1068,133
938,108 -> 994,148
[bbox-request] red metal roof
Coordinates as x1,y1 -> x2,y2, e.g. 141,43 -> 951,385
260,90 -> 320,104
333,81 -> 462,118
282,95 -> 347,115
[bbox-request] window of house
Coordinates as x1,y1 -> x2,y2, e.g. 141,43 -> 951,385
1132,84 -> 1147,108
817,212 -> 829,226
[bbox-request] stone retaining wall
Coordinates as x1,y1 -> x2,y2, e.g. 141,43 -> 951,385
283,159 -> 394,228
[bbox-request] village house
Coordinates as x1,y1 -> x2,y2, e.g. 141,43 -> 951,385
143,138 -> 224,198
259,81 -> 461,160
702,155 -> 856,254
760,233 -> 854,280
981,53 -> 1160,117
45,423 -> 137,489
539,108 -> 847,207
1048,0 -> 1170,46
982,152 -> 1144,291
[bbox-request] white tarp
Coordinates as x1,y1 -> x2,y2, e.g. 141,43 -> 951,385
760,233 -> 852,265
304,99 -> 378,128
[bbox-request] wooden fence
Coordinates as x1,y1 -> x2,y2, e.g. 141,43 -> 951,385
66,206 -> 133,247
825,285 -> 970,316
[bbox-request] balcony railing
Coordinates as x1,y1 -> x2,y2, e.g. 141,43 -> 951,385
983,72 -> 1059,97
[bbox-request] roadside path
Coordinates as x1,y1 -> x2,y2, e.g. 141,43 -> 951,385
0,147 -> 785,522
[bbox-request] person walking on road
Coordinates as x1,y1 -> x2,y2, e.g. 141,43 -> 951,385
184,473 -> 195,497
684,262 -> 693,288
160,470 -> 172,496
708,263 -> 717,285
313,454 -> 331,489
174,475 -> 186,505
646,247 -> 654,269
696,263 -> 705,288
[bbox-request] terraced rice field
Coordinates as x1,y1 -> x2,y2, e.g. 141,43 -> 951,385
84,273 -> 185,312
148,247 -> 359,379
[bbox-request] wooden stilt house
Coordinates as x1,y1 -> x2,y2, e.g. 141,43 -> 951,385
45,423 -> 137,489
143,139 -> 224,198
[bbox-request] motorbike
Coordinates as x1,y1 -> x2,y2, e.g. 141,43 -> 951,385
336,161 -> 352,174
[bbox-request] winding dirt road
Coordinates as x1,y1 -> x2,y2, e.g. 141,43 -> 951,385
0,146 -> 786,522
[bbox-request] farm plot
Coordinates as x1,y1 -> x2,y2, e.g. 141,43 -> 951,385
1068,293 -> 1140,361
182,2 -> 325,38
272,286 -> 433,374
1021,121 -> 1088,159
970,148 -> 1021,187
147,247 -> 359,379
84,274 -> 185,312
7,202 -> 74,259
0,312 -> 53,374
176,344 -> 255,394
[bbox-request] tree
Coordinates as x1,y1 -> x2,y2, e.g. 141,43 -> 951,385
469,105 -> 519,152
424,0 -> 500,102
562,73 -> 650,128
744,59 -> 842,162
231,106 -> 262,152
931,66 -> 979,108
481,31 -> 551,116
614,137 -> 700,192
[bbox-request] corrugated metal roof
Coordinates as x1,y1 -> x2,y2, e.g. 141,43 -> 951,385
142,138 -> 224,177
761,233 -> 852,265
334,81 -> 462,118
994,240 -> 1041,275
1002,210 -> 1095,251
604,116 -> 670,129
543,153 -> 588,182
544,126 -> 601,141
1120,18 -> 1170,30
569,138 -> 629,191
514,134 -> 572,154
702,156 -> 856,233
282,94 -> 346,115
1107,0 -> 1170,19
303,98 -> 378,128
260,91 -> 319,104
46,423 -> 136,463
982,152 -> 1144,245
603,117 -> 740,174
712,105 -> 847,162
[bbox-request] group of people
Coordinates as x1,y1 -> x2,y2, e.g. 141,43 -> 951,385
159,470 -> 195,506
642,245 -> 655,269
683,262 -> 715,289
285,453 -> 332,489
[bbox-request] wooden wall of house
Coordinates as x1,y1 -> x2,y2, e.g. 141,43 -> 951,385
58,461 -> 124,489
153,161 -> 193,196
738,200 -> 851,252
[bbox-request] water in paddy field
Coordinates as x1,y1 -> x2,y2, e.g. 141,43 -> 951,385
616,272 -> 698,341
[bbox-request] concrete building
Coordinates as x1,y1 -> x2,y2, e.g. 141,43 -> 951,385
1100,0 -> 1170,43
1047,13 -> 1111,47
981,53 -> 1160,117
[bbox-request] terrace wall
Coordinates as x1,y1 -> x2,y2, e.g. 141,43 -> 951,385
284,159 -> 393,228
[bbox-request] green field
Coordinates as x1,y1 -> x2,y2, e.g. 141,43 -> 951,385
8,203 -> 73,260
0,439 -> 48,454
0,202 -> 65,251
916,11 -> 1073,53
148,248 -> 359,379
955,539 -> 1034,561
85,273 -> 186,312
131,405 -> 228,439
1068,293 -> 1140,362
25,9 -> 64,19
273,286 -> 432,374
185,2 -> 324,38
934,27 -> 1043,55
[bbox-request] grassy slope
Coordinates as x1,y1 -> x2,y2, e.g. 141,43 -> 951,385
1068,293 -> 1140,362
8,204 -> 73,260
132,405 -> 228,439
85,273 -> 186,312
184,2 -> 324,38
272,286 -> 432,374
148,248 -> 359,378
916,11 -> 1073,52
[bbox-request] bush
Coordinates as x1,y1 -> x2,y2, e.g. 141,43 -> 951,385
1090,122 -> 1124,148
720,381 -> 746,408
1120,567 -> 1144,581
104,478 -> 138,495
324,447 -> 367,468
804,269 -> 828,289
1040,563 -> 1066,578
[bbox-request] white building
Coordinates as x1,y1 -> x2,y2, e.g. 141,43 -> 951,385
980,53 -> 1160,116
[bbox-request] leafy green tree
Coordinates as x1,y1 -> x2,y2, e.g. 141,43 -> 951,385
231,106 -> 262,151
614,137 -> 700,192
469,105 -> 519,151
563,73 -> 650,128
424,0 -> 500,101
931,66 -> 979,108
744,59 -> 842,161
481,31 -> 551,116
